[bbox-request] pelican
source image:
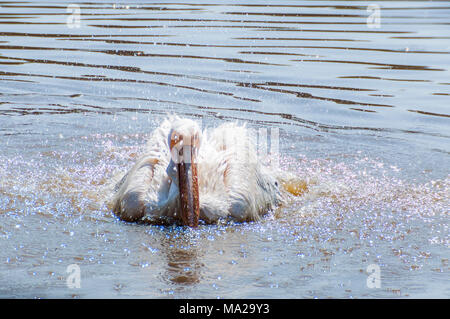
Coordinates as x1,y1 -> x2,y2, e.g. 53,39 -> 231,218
112,116 -> 284,226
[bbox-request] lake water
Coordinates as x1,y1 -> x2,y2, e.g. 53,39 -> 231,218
0,0 -> 448,298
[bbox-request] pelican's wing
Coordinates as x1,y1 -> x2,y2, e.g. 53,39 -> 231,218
112,119 -> 178,221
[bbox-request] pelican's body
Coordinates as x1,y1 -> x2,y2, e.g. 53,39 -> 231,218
112,116 -> 283,225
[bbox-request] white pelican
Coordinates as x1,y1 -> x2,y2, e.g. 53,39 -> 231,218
112,116 -> 285,226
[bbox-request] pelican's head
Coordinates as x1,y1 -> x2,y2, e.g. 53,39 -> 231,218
167,118 -> 201,227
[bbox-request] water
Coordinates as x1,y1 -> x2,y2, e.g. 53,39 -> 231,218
0,0 -> 449,298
